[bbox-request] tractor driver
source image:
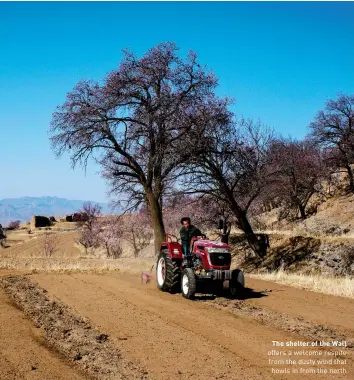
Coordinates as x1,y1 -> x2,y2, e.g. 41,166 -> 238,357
180,217 -> 203,258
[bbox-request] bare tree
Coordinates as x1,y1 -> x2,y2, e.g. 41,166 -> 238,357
43,233 -> 59,257
98,216 -> 124,258
76,202 -> 102,250
50,42 -> 231,254
121,212 -> 153,257
7,220 -> 21,230
309,93 -> 354,192
180,118 -> 274,258
268,138 -> 326,220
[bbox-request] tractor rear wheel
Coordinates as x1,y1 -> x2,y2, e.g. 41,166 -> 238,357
156,250 -> 180,293
229,269 -> 245,299
181,268 -> 197,299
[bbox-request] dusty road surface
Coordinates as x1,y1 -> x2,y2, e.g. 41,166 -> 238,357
0,287 -> 86,380
246,277 -> 354,333
21,272 -> 353,380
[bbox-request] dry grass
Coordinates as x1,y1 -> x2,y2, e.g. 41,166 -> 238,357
250,269 -> 354,299
1,228 -> 155,274
0,256 -> 155,274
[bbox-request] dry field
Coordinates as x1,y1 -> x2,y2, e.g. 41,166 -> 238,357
1,204 -> 354,379
1,270 -> 353,380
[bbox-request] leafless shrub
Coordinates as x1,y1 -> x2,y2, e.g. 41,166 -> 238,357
97,216 -> 124,259
42,233 -> 59,257
76,202 -> 102,251
7,220 -> 21,230
121,213 -> 153,258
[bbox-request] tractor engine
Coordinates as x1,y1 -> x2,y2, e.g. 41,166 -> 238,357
189,238 -> 233,282
192,239 -> 231,270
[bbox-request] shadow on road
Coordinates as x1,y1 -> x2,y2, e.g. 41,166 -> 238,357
193,287 -> 270,301
237,287 -> 270,300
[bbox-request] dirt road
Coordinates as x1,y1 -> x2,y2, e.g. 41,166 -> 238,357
27,272 -> 353,380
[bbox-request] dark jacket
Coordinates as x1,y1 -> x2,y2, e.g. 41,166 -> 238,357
180,225 -> 203,243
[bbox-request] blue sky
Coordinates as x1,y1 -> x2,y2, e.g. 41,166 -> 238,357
0,1 -> 353,203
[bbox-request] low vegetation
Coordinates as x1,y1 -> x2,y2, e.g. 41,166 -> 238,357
250,269 -> 354,299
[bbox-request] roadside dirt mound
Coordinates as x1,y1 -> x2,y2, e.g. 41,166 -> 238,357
0,275 -> 149,380
0,287 -> 86,380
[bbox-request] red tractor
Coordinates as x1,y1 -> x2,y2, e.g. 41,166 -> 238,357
156,234 -> 245,299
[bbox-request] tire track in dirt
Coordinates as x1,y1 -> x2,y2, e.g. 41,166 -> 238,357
31,272 -> 353,380
0,275 -> 149,380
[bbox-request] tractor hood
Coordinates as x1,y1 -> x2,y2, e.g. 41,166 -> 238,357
196,240 -> 230,251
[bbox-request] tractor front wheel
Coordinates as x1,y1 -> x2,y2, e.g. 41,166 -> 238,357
229,269 -> 245,299
181,268 -> 197,299
156,250 -> 180,293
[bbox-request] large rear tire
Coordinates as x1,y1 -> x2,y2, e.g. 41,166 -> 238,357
181,268 -> 197,299
229,269 -> 245,299
156,250 -> 180,293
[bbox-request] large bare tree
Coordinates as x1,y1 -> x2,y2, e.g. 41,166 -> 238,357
268,138 -> 326,220
180,118 -> 274,258
50,43 -> 231,253
309,94 -> 354,192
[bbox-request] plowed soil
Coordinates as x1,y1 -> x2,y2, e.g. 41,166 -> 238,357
0,287 -> 86,380
20,272 -> 352,380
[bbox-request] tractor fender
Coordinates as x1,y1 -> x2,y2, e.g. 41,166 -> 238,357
161,242 -> 183,259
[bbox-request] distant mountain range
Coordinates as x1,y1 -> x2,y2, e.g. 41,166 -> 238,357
0,196 -> 111,226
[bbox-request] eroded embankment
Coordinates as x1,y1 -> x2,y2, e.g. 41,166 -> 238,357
0,275 -> 149,380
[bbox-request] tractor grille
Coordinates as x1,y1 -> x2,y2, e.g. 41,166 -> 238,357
208,252 -> 231,266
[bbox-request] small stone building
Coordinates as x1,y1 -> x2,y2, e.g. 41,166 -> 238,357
30,216 -> 51,229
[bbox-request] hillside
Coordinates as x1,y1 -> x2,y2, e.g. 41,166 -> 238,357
0,196 -> 111,225
231,193 -> 354,278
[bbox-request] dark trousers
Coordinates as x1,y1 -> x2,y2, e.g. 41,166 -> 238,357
182,241 -> 190,257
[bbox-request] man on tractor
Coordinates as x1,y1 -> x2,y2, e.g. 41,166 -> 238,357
179,217 -> 204,262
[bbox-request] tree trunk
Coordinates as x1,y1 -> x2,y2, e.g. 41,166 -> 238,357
105,242 -> 110,258
344,163 -> 354,193
221,218 -> 231,244
298,204 -> 307,220
146,190 -> 165,255
230,203 -> 268,258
